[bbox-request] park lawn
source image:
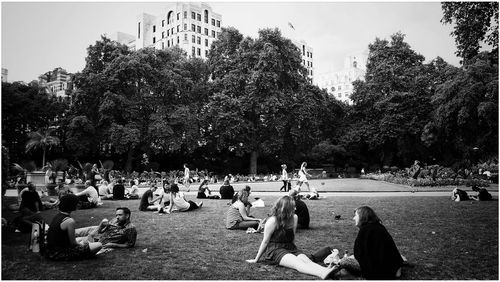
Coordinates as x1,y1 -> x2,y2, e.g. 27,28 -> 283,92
1,194 -> 498,280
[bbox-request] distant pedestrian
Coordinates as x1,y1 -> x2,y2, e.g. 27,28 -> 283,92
294,162 -> 318,196
280,164 -> 291,192
183,164 -> 191,192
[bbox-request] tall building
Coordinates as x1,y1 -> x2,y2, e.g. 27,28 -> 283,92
1,68 -> 7,83
115,2 -> 222,59
280,23 -> 314,82
316,50 -> 368,104
291,39 -> 314,81
38,67 -> 73,97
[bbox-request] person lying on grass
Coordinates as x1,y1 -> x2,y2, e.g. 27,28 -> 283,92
225,186 -> 261,230
352,206 -> 405,280
45,194 -> 102,260
75,207 -> 137,250
163,183 -> 203,214
246,196 -> 340,279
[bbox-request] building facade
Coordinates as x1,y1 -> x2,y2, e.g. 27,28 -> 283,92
291,39 -> 314,81
38,67 -> 73,97
1,68 -> 7,83
316,50 -> 368,104
117,2 -> 222,60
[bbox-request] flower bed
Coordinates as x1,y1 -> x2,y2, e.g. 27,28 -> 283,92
361,173 -> 490,187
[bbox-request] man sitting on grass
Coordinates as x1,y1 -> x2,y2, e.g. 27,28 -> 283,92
75,180 -> 100,209
75,207 -> 137,251
139,184 -> 163,211
13,182 -> 44,232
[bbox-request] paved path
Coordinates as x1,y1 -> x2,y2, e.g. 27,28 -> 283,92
5,178 -> 497,197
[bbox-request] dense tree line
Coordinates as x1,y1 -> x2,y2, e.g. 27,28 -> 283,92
2,3 -> 497,174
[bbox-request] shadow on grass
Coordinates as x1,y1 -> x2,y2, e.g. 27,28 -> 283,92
2,195 -> 498,279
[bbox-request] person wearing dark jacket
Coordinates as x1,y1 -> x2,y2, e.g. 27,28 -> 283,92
112,179 -> 125,200
219,179 -> 235,199
353,206 -> 404,280
289,190 -> 310,229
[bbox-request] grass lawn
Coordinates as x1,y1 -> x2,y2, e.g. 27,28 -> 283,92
2,193 -> 498,280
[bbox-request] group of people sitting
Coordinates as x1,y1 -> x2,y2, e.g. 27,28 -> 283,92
241,194 -> 406,280
451,185 -> 493,201
138,182 -> 203,213
221,180 -> 408,279
44,194 -> 137,260
14,175 -> 495,280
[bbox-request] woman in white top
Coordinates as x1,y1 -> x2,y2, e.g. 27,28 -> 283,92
295,162 -> 318,195
165,184 -> 202,214
183,164 -> 191,192
280,164 -> 290,192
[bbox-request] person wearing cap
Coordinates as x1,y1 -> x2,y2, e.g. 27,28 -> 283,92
45,194 -> 102,260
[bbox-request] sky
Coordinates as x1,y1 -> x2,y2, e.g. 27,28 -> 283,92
1,1 -> 461,83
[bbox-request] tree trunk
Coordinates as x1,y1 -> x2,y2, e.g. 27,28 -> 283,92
125,147 -> 134,173
42,149 -> 46,169
249,151 -> 258,175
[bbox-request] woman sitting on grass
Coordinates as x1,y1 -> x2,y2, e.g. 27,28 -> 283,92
45,194 -> 102,260
164,184 -> 203,214
225,186 -> 261,230
246,196 -> 339,279
352,206 -> 404,279
196,178 -> 212,199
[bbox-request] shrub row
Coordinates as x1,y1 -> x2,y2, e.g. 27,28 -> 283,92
361,173 -> 490,187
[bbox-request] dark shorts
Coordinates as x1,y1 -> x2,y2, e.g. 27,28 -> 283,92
45,241 -> 92,261
186,201 -> 199,211
263,243 -> 304,265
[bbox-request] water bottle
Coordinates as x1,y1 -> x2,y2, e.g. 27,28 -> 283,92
32,230 -> 40,253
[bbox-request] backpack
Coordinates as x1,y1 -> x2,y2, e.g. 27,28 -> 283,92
29,220 -> 46,254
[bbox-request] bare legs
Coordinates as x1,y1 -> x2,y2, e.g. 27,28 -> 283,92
279,253 -> 338,279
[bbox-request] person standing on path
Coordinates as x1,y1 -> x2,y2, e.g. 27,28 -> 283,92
183,164 -> 191,192
280,164 -> 291,192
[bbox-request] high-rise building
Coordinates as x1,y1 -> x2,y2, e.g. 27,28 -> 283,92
280,23 -> 314,82
1,68 -> 7,83
115,2 -> 222,60
316,50 -> 368,104
38,67 -> 73,97
291,39 -> 314,82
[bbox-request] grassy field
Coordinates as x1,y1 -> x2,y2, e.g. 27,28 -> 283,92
2,193 -> 498,280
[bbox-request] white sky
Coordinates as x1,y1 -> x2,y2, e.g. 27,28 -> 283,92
1,1 -> 460,83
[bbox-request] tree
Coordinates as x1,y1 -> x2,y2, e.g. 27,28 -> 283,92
206,27 -> 319,174
345,33 -> 434,166
2,82 -> 68,163
441,2 -> 499,63
423,51 -> 498,165
25,129 -> 61,168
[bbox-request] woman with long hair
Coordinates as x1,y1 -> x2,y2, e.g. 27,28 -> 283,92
225,186 -> 261,230
353,206 -> 404,279
246,196 -> 338,279
165,183 -> 202,213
